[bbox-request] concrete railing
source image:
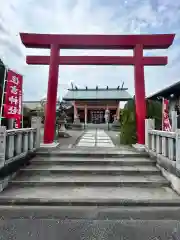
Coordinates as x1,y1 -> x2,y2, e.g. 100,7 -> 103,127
145,118 -> 180,167
0,117 -> 41,192
0,117 -> 41,168
145,118 -> 180,194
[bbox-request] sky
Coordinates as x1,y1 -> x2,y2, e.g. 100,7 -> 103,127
0,0 -> 180,101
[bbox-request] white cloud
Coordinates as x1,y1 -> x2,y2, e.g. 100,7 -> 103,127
0,0 -> 180,100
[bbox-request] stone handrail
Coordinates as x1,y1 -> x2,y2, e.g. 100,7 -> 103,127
0,117 -> 41,168
6,128 -> 37,161
145,119 -> 180,168
147,129 -> 176,161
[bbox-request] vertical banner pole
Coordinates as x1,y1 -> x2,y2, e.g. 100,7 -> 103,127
0,67 -> 7,126
21,90 -> 24,128
162,97 -> 164,131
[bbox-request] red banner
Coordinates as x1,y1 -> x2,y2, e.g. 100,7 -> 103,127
3,70 -> 23,127
162,98 -> 171,131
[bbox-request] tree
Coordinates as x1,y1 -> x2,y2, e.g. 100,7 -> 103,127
56,102 -> 67,128
56,101 -> 71,138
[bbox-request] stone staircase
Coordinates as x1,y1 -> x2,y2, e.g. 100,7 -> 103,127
1,149 -> 180,239
0,149 -> 180,206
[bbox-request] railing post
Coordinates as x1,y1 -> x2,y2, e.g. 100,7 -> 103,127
29,131 -> 34,150
31,117 -> 41,148
15,132 -> 22,155
151,134 -> 155,151
23,132 -> 28,152
162,136 -> 167,157
156,135 -> 161,154
176,129 -> 180,169
7,134 -> 14,158
0,126 -> 6,168
145,119 -> 155,148
168,138 -> 174,161
171,111 -> 177,132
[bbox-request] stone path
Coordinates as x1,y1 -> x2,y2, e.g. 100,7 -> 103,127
76,130 -> 114,147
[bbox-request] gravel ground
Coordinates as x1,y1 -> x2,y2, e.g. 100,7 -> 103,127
105,130 -> 134,151
1,219 -> 180,240
58,130 -> 84,148
40,128 -> 84,149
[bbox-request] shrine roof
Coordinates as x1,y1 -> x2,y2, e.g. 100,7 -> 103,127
20,33 -> 175,50
63,88 -> 132,101
148,81 -> 180,99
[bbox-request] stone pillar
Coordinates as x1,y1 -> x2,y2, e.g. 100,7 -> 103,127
8,119 -> 14,129
73,101 -> 78,120
0,126 -> 6,168
73,101 -> 80,124
116,101 -> 120,121
23,132 -> 28,152
31,116 -> 41,148
15,133 -> 22,155
176,129 -> 180,170
134,44 -> 146,145
171,110 -> 177,132
84,105 -> 87,124
113,102 -> 120,123
105,107 -> 110,124
43,44 -> 59,144
145,119 -> 155,148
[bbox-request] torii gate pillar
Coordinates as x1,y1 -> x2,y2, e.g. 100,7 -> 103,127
44,44 -> 59,144
134,44 -> 146,144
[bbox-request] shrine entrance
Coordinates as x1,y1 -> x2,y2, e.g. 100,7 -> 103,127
90,110 -> 104,124
20,33 -> 175,145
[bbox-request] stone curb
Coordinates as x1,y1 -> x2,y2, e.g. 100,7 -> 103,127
2,206 -> 180,220
30,159 -> 156,166
0,198 -> 180,207
19,168 -> 160,175
36,152 -> 149,158
10,180 -> 169,188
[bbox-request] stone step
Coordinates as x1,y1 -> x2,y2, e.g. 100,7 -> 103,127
36,149 -> 149,158
10,174 -> 169,187
2,205 -> 180,220
0,185 -> 180,206
20,165 -> 160,175
30,157 -> 156,166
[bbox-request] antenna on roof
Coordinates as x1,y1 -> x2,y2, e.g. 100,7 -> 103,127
70,81 -> 74,89
121,82 -> 124,90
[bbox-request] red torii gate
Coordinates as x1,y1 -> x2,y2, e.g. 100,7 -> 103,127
20,33 -> 175,145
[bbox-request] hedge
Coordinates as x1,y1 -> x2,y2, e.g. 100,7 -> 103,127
120,98 -> 162,145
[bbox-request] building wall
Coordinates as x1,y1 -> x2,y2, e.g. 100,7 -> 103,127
75,100 -> 119,109
74,100 -> 119,123
169,96 -> 180,119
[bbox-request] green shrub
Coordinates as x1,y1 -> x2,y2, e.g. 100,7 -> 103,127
120,99 -> 162,145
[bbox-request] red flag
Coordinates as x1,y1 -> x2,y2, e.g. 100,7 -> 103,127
3,70 -> 23,126
162,98 -> 171,131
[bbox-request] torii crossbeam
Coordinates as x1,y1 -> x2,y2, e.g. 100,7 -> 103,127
20,33 -> 175,145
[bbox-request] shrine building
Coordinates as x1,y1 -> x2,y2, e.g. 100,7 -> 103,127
63,86 -> 132,124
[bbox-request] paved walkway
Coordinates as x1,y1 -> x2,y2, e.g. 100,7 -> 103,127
76,130 -> 114,147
